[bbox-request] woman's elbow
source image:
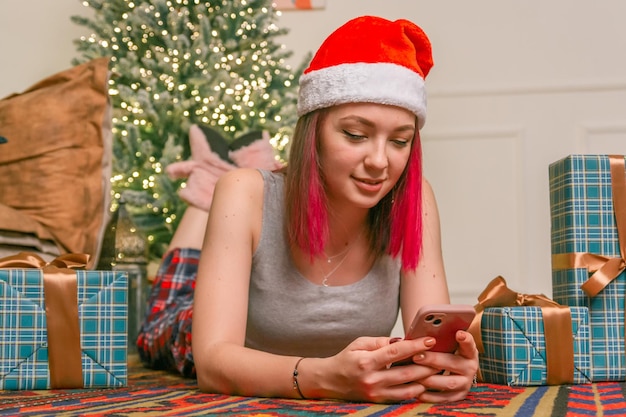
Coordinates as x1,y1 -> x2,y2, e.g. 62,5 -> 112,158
195,359 -> 231,394
196,370 -> 220,393
193,344 -> 238,394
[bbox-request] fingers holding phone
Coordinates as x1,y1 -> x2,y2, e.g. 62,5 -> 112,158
414,331 -> 480,402
390,304 -> 475,366
404,304 -> 476,353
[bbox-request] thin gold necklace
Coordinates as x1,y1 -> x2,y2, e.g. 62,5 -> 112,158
323,245 -> 351,263
321,229 -> 363,287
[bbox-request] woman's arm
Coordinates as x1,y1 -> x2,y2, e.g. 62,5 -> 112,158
400,178 -> 450,329
192,168 -> 297,397
193,169 -> 340,398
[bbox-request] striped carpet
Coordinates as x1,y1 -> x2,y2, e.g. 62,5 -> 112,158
3,360 -> 626,416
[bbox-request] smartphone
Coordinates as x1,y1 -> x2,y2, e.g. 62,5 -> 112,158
403,304 -> 476,353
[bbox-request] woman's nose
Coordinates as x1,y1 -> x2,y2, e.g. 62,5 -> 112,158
364,142 -> 388,170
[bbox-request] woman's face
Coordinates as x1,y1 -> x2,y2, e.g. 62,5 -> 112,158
319,102 -> 416,209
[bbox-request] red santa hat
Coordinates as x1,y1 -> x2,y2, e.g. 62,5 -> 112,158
297,16 -> 433,129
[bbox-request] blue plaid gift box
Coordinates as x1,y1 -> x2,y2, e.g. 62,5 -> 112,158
0,255 -> 128,390
479,306 -> 592,386
549,154 -> 626,381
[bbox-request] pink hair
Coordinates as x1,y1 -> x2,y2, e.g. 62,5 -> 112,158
388,130 -> 423,271
285,112 -> 328,259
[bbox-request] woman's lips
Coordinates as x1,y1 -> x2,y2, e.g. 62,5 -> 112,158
353,176 -> 384,192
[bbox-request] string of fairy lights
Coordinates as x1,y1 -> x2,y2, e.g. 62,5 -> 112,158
75,0 -> 297,257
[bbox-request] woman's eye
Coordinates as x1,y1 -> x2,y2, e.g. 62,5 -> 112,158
343,130 -> 365,140
392,139 -> 410,147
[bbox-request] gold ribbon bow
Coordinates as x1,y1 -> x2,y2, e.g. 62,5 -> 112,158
468,276 -> 575,385
0,252 -> 89,389
551,155 -> 626,297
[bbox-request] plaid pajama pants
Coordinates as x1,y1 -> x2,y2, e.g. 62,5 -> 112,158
136,248 -> 199,377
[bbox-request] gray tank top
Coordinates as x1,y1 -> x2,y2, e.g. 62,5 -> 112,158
245,170 -> 401,358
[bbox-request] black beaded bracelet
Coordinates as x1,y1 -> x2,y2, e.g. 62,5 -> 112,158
292,357 -> 306,399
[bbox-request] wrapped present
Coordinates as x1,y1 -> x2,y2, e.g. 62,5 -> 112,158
0,253 -> 128,390
469,276 -> 592,386
549,154 -> 626,381
479,307 -> 591,386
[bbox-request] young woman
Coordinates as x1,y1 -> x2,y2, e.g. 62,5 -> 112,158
138,15 -> 478,404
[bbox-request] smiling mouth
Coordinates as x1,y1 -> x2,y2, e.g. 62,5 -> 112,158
354,177 -> 384,185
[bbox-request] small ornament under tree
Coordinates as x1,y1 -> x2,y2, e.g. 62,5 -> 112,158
72,0 -> 306,261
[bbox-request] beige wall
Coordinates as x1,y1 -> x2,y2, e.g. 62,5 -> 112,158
0,1 -> 90,98
10,1 -> 623,98
2,1 -> 626,310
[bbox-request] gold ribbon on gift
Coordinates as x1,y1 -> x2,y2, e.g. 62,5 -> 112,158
468,276 -> 575,385
0,252 -> 89,389
551,155 -> 626,298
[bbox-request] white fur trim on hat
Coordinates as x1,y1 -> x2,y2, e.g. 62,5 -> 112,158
297,62 -> 427,129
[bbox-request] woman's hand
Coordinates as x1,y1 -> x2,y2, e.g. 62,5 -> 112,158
300,336 -> 442,403
412,330 -> 479,403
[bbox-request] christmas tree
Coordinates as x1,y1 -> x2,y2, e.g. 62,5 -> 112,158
72,0 -> 306,261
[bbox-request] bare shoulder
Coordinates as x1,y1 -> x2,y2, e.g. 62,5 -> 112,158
204,168 -> 267,245
422,177 -> 439,211
210,168 -> 266,241
212,168 -> 265,205
215,167 -> 264,191
422,177 -> 435,197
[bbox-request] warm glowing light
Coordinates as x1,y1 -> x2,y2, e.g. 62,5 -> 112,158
73,0 -> 297,260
